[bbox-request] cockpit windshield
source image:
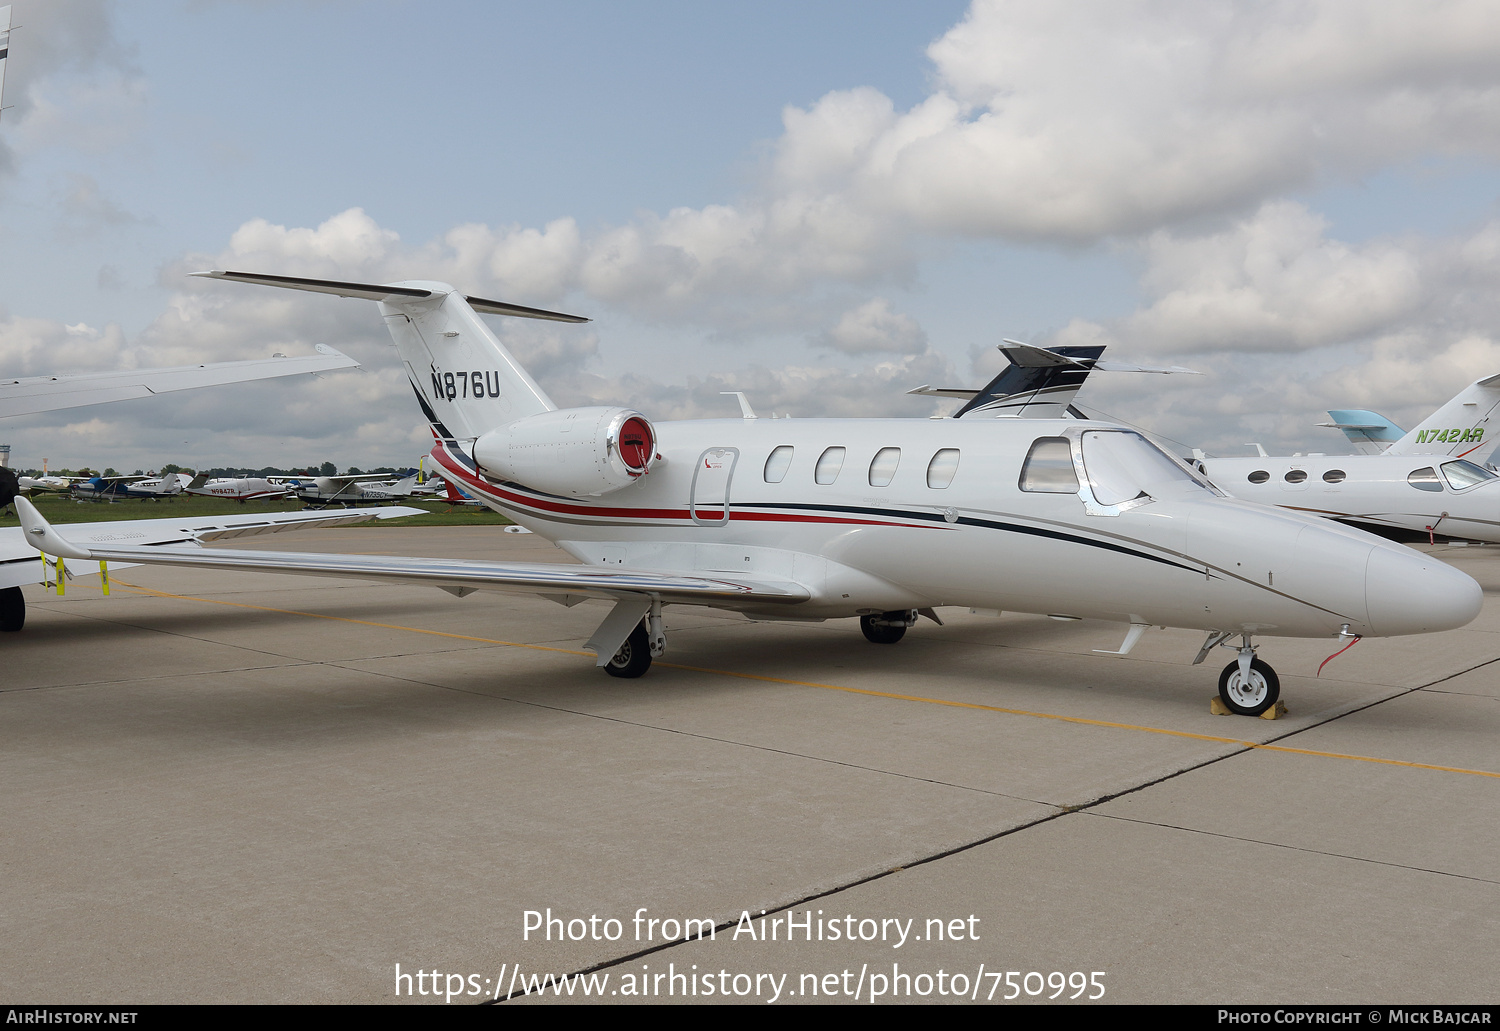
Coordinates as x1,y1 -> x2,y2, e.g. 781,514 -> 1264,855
1441,460 -> 1498,490
1081,430 -> 1213,506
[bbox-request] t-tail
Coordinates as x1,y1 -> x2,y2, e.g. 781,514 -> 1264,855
907,340 -> 1196,419
193,271 -> 584,440
1318,410 -> 1405,455
192,271 -> 659,504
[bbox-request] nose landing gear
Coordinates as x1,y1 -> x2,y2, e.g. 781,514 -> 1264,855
1217,655 -> 1280,716
1195,632 -> 1282,717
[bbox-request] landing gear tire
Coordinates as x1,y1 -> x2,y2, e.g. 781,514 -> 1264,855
860,614 -> 907,645
1218,658 -> 1280,716
603,623 -> 652,678
0,586 -> 23,632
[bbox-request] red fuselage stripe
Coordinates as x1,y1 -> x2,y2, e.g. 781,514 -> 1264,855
430,445 -> 931,530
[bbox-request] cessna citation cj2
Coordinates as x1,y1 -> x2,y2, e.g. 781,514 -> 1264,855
15,272 -> 1483,717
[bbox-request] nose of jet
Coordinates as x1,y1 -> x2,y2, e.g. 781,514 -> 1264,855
1365,546 -> 1482,636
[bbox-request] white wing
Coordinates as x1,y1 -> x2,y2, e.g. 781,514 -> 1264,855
0,504 -> 424,591
0,346 -> 358,419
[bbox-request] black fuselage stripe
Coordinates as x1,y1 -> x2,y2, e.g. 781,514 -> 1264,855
724,502 -> 1200,574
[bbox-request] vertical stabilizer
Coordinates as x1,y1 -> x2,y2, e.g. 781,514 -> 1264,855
192,271 -> 591,441
1320,410 -> 1404,455
378,285 -> 558,440
1385,373 -> 1500,460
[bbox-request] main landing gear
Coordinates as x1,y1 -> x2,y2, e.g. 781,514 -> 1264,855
1196,631 -> 1281,716
0,586 -> 23,632
604,623 -> 652,678
860,609 -> 918,645
603,604 -> 666,679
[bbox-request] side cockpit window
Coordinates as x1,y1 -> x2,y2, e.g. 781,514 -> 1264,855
1019,437 -> 1079,493
1408,467 -> 1443,492
1081,430 -> 1210,506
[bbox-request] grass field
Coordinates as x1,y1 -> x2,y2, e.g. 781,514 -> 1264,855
1,493 -> 513,528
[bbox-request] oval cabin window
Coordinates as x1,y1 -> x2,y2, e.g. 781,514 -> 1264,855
868,447 -> 901,487
763,446 -> 793,484
927,449 -> 960,489
815,447 -> 845,485
1284,469 -> 1307,483
1322,469 -> 1346,483
1247,470 -> 1270,484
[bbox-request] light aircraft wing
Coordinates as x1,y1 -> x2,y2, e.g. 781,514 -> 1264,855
0,504 -> 425,592
0,345 -> 359,420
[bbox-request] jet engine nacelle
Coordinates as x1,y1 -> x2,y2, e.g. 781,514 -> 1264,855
471,406 -> 656,496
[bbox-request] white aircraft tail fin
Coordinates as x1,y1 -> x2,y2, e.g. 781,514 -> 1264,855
1385,373 -> 1500,460
192,271 -> 590,441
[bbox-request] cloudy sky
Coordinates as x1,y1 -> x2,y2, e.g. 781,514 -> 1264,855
3,0 -> 1500,473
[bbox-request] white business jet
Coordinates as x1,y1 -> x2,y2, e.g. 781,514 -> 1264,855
1201,373 -> 1500,543
14,272 -> 1482,717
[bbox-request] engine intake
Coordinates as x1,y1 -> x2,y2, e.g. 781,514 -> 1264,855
470,407 -> 656,497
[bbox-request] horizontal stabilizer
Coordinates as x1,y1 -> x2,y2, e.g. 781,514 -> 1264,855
193,270 -> 590,323
906,385 -> 980,399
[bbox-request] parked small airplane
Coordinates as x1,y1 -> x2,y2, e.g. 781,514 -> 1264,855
69,472 -> 199,502
184,476 -> 295,503
279,471 -> 427,507
15,473 -> 72,495
14,271 -> 1482,717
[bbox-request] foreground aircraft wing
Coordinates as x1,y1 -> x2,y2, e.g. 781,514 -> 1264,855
0,504 -> 425,592
0,345 -> 359,420
14,497 -> 807,662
